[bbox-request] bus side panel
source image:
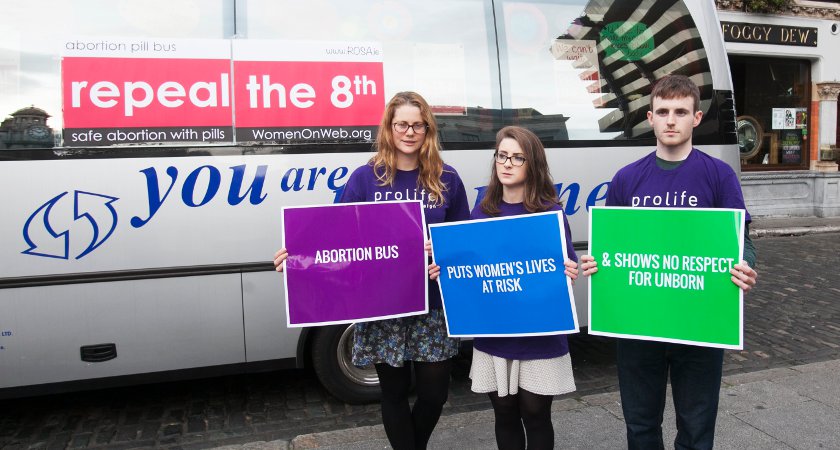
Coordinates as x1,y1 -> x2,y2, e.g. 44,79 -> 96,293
242,271 -> 301,363
0,274 -> 244,388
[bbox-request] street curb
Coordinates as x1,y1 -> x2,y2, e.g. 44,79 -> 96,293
750,225 -> 840,238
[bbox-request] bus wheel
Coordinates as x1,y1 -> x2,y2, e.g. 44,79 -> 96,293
311,324 -> 381,404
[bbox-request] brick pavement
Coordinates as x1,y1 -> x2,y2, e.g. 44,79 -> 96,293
1,232 -> 838,449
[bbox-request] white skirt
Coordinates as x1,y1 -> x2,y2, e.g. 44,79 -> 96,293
469,348 -> 576,397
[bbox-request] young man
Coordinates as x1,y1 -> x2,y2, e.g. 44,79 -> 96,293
581,74 -> 758,450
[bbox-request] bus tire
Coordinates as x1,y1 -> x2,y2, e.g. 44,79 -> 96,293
310,324 -> 381,404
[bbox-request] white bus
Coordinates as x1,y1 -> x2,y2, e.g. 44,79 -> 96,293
0,0 -> 739,403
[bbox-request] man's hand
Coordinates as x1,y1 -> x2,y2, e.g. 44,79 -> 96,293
730,261 -> 757,293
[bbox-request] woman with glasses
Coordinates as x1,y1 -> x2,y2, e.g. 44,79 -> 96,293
430,126 -> 578,450
274,91 -> 469,450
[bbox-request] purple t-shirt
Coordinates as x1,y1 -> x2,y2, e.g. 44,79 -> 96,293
471,201 -> 577,360
340,163 -> 470,309
606,149 -> 751,223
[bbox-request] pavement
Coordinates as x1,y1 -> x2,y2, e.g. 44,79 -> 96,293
214,215 -> 840,450
271,359 -> 840,450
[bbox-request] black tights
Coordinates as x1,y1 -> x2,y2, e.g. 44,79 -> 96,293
375,360 -> 453,450
489,389 -> 554,450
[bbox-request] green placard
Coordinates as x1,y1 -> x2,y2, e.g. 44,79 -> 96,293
588,207 -> 744,349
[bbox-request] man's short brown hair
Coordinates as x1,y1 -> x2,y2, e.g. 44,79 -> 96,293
650,75 -> 701,113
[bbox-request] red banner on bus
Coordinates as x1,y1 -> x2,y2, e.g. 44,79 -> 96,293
62,57 -> 233,128
60,38 -> 384,146
61,38 -> 234,146
231,40 -> 384,143
233,61 -> 384,127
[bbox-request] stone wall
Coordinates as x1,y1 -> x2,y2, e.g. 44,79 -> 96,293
742,171 -> 840,217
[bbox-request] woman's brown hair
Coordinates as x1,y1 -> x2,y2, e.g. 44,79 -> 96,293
479,126 -> 560,216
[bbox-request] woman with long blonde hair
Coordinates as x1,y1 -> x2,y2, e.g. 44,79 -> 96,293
275,92 -> 469,449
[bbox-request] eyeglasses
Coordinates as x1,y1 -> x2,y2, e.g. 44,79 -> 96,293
393,122 -> 428,134
495,152 -> 526,166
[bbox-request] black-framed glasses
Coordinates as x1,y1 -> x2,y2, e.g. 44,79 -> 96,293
393,122 -> 428,134
495,152 -> 526,166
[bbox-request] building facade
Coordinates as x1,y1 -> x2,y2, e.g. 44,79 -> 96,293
717,0 -> 840,217
0,106 -> 55,149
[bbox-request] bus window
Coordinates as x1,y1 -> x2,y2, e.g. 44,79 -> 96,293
235,0 -> 502,145
0,1 -> 233,137
494,0 -> 717,144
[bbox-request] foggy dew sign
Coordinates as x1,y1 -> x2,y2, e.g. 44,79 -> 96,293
429,212 -> 578,338
588,207 -> 745,349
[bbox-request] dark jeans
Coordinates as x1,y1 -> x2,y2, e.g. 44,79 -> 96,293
617,339 -> 724,450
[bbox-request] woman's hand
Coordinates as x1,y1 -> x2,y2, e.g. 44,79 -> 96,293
564,260 -> 579,283
428,262 -> 441,281
425,240 -> 441,280
273,248 -> 288,272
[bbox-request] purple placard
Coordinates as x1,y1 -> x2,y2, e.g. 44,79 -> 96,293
282,200 -> 428,327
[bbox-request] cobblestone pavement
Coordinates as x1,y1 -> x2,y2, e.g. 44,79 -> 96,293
1,233 -> 838,449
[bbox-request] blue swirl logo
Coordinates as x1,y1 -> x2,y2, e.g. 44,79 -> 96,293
22,191 -> 119,259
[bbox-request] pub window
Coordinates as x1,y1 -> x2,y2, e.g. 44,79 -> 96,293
730,55 -> 811,170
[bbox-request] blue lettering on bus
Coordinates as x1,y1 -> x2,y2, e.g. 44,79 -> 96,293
130,167 -> 178,228
182,165 -> 221,207
228,164 -> 268,206
558,183 -> 582,214
279,166 -> 348,202
130,164 -> 349,229
24,161 -> 604,259
281,168 -> 306,192
131,164 -> 271,228
280,166 -> 349,198
587,181 -> 610,210
473,181 -> 611,216
328,166 -> 349,203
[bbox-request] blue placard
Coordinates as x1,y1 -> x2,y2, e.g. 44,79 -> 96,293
429,212 -> 578,337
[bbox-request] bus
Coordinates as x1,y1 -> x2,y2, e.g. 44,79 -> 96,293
0,0 -> 738,403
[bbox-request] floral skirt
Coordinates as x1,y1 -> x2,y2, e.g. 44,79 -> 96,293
352,309 -> 460,367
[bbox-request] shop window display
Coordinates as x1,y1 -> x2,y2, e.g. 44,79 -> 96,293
730,55 -> 810,169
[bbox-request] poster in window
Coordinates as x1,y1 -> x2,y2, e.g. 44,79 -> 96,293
772,107 -> 805,130
780,129 -> 802,164
772,108 -> 793,129
795,108 -> 807,130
